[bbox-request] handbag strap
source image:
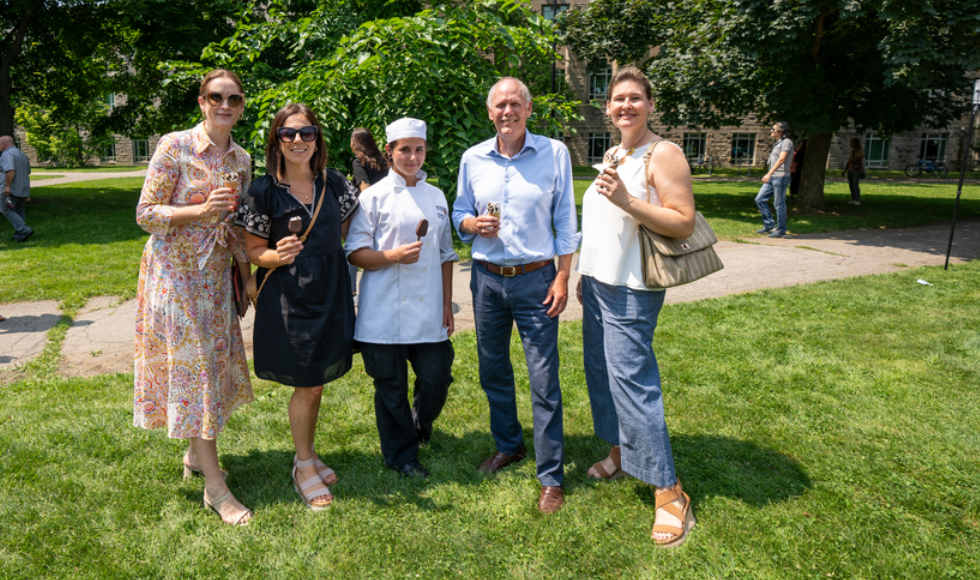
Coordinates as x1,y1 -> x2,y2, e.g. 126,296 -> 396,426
254,169 -> 328,300
640,138 -> 666,204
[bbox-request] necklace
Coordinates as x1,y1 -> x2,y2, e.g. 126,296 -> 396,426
618,130 -> 655,156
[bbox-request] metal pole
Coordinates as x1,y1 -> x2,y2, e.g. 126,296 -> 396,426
944,79 -> 980,270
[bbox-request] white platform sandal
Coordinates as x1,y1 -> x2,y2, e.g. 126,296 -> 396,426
293,457 -> 333,510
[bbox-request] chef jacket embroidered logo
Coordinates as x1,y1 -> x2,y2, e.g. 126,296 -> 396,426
436,205 -> 448,220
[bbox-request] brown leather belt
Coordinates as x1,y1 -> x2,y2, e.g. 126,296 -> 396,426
478,259 -> 552,277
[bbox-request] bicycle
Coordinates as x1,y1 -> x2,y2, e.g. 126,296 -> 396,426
904,158 -> 949,178
689,155 -> 713,175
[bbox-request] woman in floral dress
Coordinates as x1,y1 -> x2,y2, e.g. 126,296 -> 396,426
133,69 -> 254,526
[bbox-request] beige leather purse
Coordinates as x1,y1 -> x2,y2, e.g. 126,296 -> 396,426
638,140 -> 724,289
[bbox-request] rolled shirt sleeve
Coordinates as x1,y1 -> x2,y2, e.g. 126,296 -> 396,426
136,134 -> 180,235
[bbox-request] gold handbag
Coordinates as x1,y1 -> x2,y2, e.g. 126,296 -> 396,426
638,141 -> 723,289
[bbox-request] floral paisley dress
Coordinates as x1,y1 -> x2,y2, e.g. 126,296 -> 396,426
133,123 -> 254,440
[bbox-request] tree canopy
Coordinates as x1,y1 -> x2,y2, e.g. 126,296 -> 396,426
559,0 -> 980,209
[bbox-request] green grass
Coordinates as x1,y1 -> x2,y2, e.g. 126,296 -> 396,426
1,261 -> 977,579
2,177 -> 977,306
27,174 -> 61,181
30,165 -> 146,173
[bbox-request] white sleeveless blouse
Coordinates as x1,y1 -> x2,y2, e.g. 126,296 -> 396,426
577,141 -> 680,291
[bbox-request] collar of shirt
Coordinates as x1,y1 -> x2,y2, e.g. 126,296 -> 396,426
486,129 -> 538,161
391,169 -> 428,192
191,123 -> 249,164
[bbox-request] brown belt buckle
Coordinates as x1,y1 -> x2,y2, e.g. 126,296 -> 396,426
500,266 -> 517,277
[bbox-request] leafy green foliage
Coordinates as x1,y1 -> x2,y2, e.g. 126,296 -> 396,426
202,0 -> 581,197
15,102 -> 114,167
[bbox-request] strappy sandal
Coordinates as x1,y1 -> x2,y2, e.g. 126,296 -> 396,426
587,445 -> 627,480
652,479 -> 696,548
306,445 -> 338,486
293,457 -> 333,510
203,489 -> 252,526
183,460 -> 227,481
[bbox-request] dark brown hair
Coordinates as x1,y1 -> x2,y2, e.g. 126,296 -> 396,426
265,103 -> 328,179
606,65 -> 653,101
849,138 -> 863,151
199,69 -> 244,96
351,127 -> 387,172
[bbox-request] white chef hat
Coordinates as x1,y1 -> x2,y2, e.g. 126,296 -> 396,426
385,117 -> 427,142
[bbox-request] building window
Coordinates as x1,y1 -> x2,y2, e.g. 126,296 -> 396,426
589,65 -> 612,101
134,139 -> 151,162
542,3 -> 569,21
863,132 -> 890,168
920,133 -> 948,161
730,133 -> 756,164
588,132 -> 611,163
683,132 -> 707,161
101,142 -> 117,163
105,93 -> 116,111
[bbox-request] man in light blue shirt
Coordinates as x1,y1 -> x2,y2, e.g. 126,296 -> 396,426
0,135 -> 34,242
452,77 -> 581,514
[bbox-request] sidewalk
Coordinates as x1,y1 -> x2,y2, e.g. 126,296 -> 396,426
2,219 -> 977,378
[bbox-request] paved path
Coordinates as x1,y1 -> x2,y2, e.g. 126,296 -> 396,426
2,219 -> 977,379
30,170 -> 148,187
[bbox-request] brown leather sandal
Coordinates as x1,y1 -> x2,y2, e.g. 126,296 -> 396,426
587,445 -> 627,480
652,479 -> 696,548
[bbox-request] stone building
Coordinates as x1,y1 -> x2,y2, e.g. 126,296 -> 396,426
535,0 -> 979,172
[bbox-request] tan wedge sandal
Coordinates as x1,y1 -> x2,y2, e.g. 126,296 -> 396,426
587,445 -> 628,480
293,457 -> 333,510
652,479 -> 696,548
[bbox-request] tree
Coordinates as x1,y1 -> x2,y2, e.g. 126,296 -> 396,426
1,0 -> 239,162
559,0 -> 980,210
202,0 -> 580,197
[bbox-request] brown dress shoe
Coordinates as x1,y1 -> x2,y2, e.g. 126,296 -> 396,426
538,486 -> 564,514
477,444 -> 527,473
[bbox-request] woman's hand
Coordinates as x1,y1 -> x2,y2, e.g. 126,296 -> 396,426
595,167 -> 631,209
201,187 -> 238,218
575,277 -> 583,305
385,241 -> 423,265
275,234 -> 304,265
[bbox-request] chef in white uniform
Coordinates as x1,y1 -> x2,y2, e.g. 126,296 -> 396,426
346,117 -> 459,478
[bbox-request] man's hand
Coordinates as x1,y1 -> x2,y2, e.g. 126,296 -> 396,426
543,271 -> 569,318
463,215 -> 500,239
575,277 -> 583,305
762,173 -> 772,184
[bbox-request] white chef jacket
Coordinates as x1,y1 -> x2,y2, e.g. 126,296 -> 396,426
346,170 -> 459,344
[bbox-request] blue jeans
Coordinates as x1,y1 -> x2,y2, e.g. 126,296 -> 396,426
755,174 -> 790,234
1,195 -> 31,238
471,261 -> 563,487
581,276 -> 676,488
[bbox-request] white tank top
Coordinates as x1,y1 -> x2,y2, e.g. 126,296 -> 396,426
577,141 -> 680,291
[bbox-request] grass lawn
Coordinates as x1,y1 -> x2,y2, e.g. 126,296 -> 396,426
1,177 -> 977,306
0,261 -> 977,579
27,174 -> 61,182
30,165 -> 146,173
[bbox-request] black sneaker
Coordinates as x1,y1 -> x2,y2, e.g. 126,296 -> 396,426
17,229 -> 34,242
391,460 -> 429,479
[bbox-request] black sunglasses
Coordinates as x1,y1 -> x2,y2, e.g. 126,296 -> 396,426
277,126 -> 319,143
205,92 -> 244,107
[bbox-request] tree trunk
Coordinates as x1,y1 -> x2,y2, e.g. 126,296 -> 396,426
797,131 -> 832,211
0,2 -> 38,136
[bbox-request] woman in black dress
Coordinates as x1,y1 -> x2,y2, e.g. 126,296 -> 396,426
236,103 -> 358,510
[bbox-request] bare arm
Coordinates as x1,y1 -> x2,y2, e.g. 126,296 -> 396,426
542,253 -> 573,318
244,230 -> 303,268
167,187 -> 238,227
595,143 -> 696,239
442,261 -> 454,336
765,151 -> 790,180
4,169 -> 13,193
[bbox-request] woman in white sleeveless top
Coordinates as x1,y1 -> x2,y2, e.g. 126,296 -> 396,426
576,66 -> 697,547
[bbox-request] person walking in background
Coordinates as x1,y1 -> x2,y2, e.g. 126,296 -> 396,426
237,103 -> 359,510
577,66 -> 697,547
755,122 -> 794,238
133,69 -> 254,526
0,135 -> 35,242
843,138 -> 865,205
789,138 -> 807,198
452,77 -> 581,514
348,128 -> 389,303
347,118 -> 458,479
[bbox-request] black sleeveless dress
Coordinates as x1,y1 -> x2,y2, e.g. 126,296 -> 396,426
236,170 -> 359,387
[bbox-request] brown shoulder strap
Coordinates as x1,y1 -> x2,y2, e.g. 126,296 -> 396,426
640,139 -> 667,203
299,170 -> 328,242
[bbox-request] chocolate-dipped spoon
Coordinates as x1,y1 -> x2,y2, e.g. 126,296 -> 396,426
416,219 -> 429,241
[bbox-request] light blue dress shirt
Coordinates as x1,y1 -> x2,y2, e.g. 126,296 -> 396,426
452,130 -> 581,265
